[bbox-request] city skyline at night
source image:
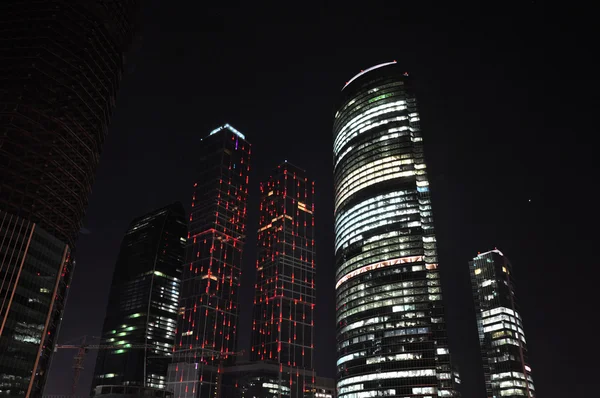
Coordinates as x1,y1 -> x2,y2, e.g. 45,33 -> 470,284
333,63 -> 460,397
8,3 -> 589,398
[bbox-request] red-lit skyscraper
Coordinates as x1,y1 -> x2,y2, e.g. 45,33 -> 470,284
250,161 -> 316,397
167,124 -> 251,398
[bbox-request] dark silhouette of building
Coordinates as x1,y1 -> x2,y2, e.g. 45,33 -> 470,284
249,161 -> 316,397
0,1 -> 139,396
469,250 -> 535,398
167,124 -> 251,398
92,384 -> 173,398
333,62 -> 460,397
92,203 -> 187,390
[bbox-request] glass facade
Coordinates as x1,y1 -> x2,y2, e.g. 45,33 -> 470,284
167,124 -> 251,398
0,2 -> 139,395
0,210 -> 71,397
220,363 -> 334,398
469,250 -> 535,398
333,63 -> 460,398
304,377 -> 336,398
0,0 -> 140,248
92,203 -> 187,390
250,162 -> 316,397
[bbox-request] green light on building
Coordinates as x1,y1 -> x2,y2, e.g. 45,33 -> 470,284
368,93 -> 394,103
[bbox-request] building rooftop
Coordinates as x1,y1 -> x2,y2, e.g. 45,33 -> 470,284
342,61 -> 398,90
208,123 -> 246,140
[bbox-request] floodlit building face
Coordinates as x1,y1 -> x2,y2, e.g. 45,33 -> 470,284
250,162 -> 316,397
469,250 -> 535,398
92,203 -> 187,390
333,62 -> 460,398
0,1 -> 139,396
167,124 -> 251,398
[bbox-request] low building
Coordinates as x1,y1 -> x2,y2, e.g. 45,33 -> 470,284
220,362 -> 335,398
92,385 -> 173,398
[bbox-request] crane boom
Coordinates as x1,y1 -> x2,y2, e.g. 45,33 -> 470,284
54,335 -> 244,398
54,336 -> 153,398
54,344 -> 149,351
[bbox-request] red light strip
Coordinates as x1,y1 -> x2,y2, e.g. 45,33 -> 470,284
190,228 -> 240,243
335,255 -> 424,289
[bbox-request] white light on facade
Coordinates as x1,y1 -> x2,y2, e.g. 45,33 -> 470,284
209,123 -> 246,140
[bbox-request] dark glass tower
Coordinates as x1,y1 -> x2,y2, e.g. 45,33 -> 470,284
0,210 -> 71,397
469,250 -> 535,398
167,124 -> 251,398
92,203 -> 187,390
0,0 -> 139,246
0,1 -> 138,396
250,161 -> 316,397
333,62 -> 460,398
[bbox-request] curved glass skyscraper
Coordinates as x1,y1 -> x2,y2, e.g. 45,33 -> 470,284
333,62 -> 460,398
0,2 -> 139,396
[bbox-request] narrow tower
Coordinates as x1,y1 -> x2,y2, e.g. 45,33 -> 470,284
250,161 -> 316,396
167,124 -> 251,398
470,249 -> 535,398
333,62 -> 460,397
92,203 -> 187,390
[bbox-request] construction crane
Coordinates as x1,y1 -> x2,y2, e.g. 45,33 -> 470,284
54,335 -> 149,397
55,336 -> 244,398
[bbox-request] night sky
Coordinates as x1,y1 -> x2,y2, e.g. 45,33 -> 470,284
44,2 -> 597,397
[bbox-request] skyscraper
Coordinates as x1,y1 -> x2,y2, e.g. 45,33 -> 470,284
92,203 -> 187,390
0,210 -> 71,397
250,161 -> 316,396
333,62 -> 460,398
469,249 -> 535,398
0,2 -> 139,396
167,124 -> 251,398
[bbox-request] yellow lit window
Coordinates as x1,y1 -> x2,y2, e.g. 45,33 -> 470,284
474,268 -> 482,275
502,267 -> 507,273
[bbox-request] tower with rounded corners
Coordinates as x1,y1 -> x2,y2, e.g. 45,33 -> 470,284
333,63 -> 460,398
